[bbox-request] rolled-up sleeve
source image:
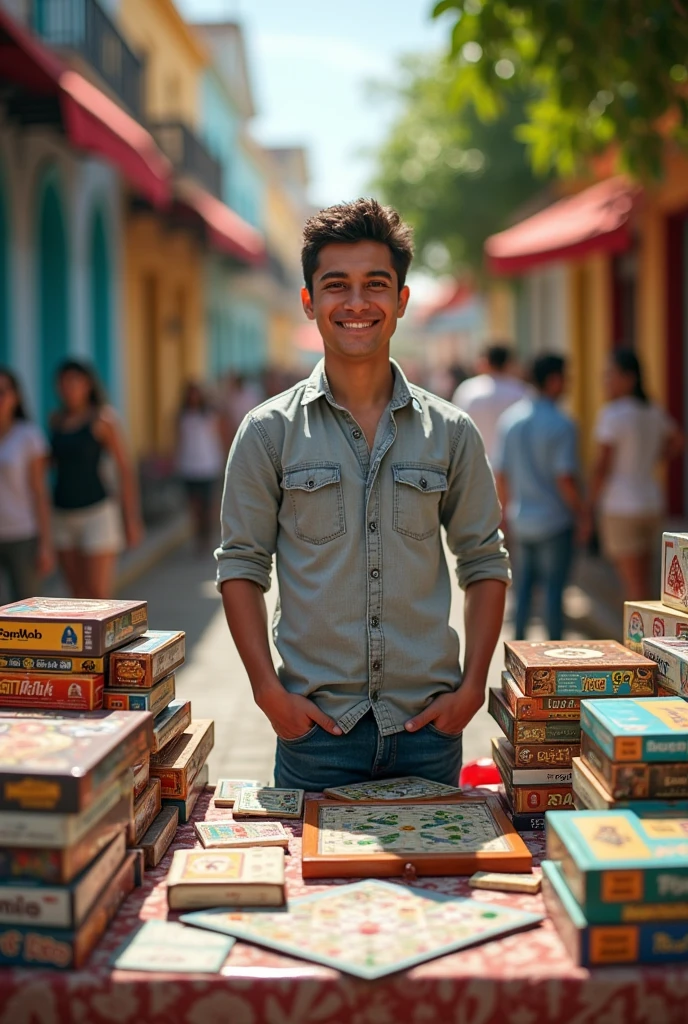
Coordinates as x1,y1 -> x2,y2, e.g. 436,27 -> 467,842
442,417 -> 511,590
215,414 -> 281,592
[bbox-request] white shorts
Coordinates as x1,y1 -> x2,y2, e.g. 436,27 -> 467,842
53,499 -> 125,555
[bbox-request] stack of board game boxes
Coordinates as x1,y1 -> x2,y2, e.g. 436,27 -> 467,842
0,598 -> 155,969
489,640 -> 658,831
542,808 -> 688,967
572,696 -> 688,813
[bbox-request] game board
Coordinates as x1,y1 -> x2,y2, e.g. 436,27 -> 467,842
323,776 -> 462,802
302,797 -> 532,877
180,879 -> 542,980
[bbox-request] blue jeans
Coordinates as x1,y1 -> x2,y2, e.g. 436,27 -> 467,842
274,710 -> 463,791
514,527 -> 574,641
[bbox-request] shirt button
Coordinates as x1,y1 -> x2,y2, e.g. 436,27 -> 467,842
370,616 -> 379,629
369,521 -> 377,532
371,692 -> 380,703
419,477 -> 428,489
307,479 -> 315,489
370,569 -> 380,579
352,429 -> 362,440
372,661 -> 381,671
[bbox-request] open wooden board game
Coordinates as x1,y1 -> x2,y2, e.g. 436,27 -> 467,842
302,796 -> 532,878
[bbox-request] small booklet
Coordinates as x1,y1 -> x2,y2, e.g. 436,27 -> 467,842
214,778 -> 265,808
233,787 -> 304,819
195,820 -> 290,849
113,920 -> 234,973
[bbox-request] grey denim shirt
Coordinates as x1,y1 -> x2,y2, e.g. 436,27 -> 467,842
216,359 -> 511,736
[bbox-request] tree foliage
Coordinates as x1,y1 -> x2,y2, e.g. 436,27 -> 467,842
371,56 -> 544,274
433,0 -> 688,178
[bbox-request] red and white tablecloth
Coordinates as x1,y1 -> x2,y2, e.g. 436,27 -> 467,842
1,791 -> 687,1024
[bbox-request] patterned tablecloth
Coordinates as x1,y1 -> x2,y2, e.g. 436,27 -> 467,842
1,790 -> 688,1024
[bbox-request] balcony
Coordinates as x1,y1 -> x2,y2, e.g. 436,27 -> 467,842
152,121 -> 223,199
32,0 -> 143,120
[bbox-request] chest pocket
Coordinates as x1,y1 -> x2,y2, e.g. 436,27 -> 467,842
282,463 -> 346,545
393,464 -> 448,540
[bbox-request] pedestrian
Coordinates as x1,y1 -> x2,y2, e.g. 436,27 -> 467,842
217,198 -> 510,792
493,354 -> 587,641
176,381 -> 224,555
0,368 -> 54,601
590,348 -> 683,601
50,360 -> 143,599
451,343 -> 528,463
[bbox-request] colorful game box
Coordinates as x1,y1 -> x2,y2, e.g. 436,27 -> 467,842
108,630 -> 185,689
139,806 -> 178,868
542,859 -> 688,966
662,532 -> 688,612
491,736 -> 573,787
489,688 -> 581,745
129,778 -> 161,846
572,755 -> 688,814
642,637 -> 688,697
580,697 -> 688,762
511,741 -> 580,767
501,773 -> 574,813
150,719 -> 214,799
0,653 -> 108,676
194,820 -> 290,850
501,671 -> 581,720
167,847 -> 286,910
0,709 -> 152,812
150,700 -> 191,754
162,763 -> 209,824
504,641 -> 656,697
0,598 -> 147,656
624,599 -> 688,654
581,732 -> 688,800
547,809 -> 688,920
103,673 -> 175,717
0,673 -> 104,711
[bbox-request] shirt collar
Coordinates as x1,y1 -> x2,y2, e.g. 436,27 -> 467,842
301,357 -> 414,412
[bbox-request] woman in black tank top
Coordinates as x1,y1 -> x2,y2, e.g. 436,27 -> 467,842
50,360 -> 143,598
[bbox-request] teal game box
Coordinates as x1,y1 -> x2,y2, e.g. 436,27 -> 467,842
580,697 -> 688,763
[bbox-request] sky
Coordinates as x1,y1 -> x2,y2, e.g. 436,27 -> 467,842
178,0 -> 448,206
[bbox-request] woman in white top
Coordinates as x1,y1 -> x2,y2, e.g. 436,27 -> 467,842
0,368 -> 54,600
176,381 -> 226,555
591,349 -> 683,600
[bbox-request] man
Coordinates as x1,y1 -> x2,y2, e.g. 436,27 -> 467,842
452,344 -> 527,463
216,198 -> 510,791
493,354 -> 587,641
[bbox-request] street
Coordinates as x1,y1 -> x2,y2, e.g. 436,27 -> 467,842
118,538 -> 584,786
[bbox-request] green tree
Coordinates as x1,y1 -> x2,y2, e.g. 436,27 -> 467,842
433,0 -> 688,177
371,56 -> 544,273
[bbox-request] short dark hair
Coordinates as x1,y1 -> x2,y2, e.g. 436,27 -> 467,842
531,353 -> 566,391
484,344 -> 513,372
612,347 -> 648,403
56,359 -> 106,409
0,367 -> 29,420
301,198 -> 414,296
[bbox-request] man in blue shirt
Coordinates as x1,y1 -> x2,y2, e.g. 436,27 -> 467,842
493,354 -> 586,640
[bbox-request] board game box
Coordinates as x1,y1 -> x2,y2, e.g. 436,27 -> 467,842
489,688 -> 581,745
0,850 -> 136,969
151,700 -> 191,754
624,599 -> 688,655
139,805 -> 178,868
0,598 -> 147,656
512,740 -> 580,768
108,630 -> 185,689
324,777 -> 462,802
131,757 -> 149,801
103,674 -> 175,717
501,771 -> 574,813
0,832 -> 125,928
214,778 -> 265,808
162,763 -> 209,823
129,778 -> 161,846
150,719 -> 214,798
491,736 -> 573,787
642,637 -> 688,697
0,673 -> 104,711
180,879 -> 543,981
195,820 -> 290,850
662,532 -> 688,612
501,671 -> 581,720
167,847 -> 286,910
113,919 -> 234,974
572,756 -> 688,814
302,796 -> 532,878
0,709 -> 152,813
0,653 -> 108,676
543,858 -> 688,963
581,732 -> 688,800
233,787 -> 304,819
581,697 -> 688,763
547,809 -> 688,919
0,773 -> 132,847
504,641 -> 657,697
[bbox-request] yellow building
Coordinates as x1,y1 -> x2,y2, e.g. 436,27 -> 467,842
117,0 -> 208,460
485,154 -> 688,514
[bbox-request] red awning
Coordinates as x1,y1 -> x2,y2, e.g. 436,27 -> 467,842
0,9 -> 170,207
176,181 -> 266,265
485,177 -> 640,276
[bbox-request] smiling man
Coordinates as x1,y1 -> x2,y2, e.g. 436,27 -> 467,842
216,198 -> 510,790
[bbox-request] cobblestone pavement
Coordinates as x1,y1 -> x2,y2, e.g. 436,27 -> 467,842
120,540 -> 584,786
